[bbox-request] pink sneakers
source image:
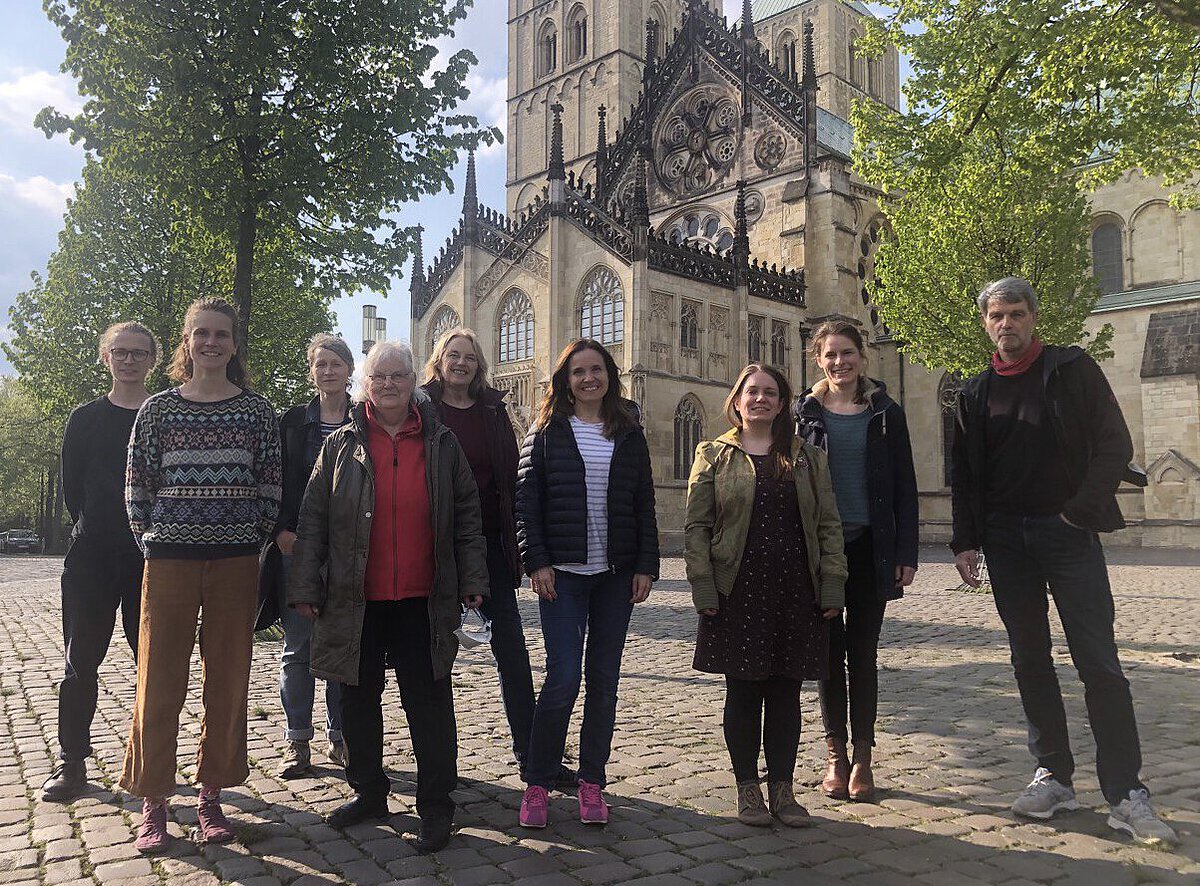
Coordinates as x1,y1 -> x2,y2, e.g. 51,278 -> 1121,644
196,789 -> 236,844
577,780 -> 609,825
134,798 -> 170,854
519,785 -> 549,828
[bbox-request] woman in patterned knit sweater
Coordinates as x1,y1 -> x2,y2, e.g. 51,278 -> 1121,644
122,297 -> 281,854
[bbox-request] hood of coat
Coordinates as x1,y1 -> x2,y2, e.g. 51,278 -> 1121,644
794,376 -> 895,423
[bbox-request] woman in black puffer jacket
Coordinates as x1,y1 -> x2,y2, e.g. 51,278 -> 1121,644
515,338 -> 659,830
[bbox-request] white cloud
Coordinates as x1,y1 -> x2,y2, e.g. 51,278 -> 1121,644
0,69 -> 82,134
463,72 -> 508,156
0,172 -> 75,215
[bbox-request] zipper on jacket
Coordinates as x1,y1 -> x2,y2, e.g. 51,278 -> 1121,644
392,435 -> 399,600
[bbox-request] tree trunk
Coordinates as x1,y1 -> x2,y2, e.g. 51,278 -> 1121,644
233,201 -> 257,338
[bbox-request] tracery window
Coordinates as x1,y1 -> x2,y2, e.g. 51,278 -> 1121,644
680,300 -> 699,350
674,397 -> 704,481
580,266 -> 624,344
567,6 -> 588,63
498,289 -> 534,363
538,21 -> 558,77
747,315 -> 764,364
430,306 -> 460,351
770,320 -> 788,366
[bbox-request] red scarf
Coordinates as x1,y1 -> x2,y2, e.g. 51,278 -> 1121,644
991,336 -> 1044,377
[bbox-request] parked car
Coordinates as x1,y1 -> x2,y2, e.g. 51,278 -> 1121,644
1,530 -> 43,554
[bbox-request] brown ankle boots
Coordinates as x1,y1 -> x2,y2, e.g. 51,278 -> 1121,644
848,740 -> 875,802
821,737 -> 850,800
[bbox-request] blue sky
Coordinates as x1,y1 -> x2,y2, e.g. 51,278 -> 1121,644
0,1 -> 755,373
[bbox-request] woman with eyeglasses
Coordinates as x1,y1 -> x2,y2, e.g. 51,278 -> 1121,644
421,327 -> 558,784
271,333 -> 356,779
43,322 -> 158,805
515,338 -> 659,829
122,298 -> 281,852
793,320 -> 918,802
289,340 -> 487,854
685,364 -> 846,827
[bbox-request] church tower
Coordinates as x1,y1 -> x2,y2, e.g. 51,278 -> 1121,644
506,0 -> 721,214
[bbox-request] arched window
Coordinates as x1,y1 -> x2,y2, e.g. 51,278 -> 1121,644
430,306 -> 460,352
538,20 -> 558,77
680,300 -> 699,350
770,320 -> 788,366
776,30 -> 797,80
567,6 -> 588,63
848,35 -> 859,86
939,373 -> 965,487
867,57 -> 880,96
1092,222 -> 1123,295
498,289 -> 534,363
580,266 -> 624,344
648,5 -> 667,60
674,397 -> 704,481
747,315 -> 764,363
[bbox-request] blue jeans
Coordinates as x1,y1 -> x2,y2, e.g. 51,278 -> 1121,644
984,512 -> 1145,804
524,568 -> 634,790
279,556 -> 343,742
480,535 -> 536,765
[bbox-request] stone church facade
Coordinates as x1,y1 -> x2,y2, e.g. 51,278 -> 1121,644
411,0 -> 1200,549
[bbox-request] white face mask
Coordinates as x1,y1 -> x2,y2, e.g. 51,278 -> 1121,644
454,607 -> 492,649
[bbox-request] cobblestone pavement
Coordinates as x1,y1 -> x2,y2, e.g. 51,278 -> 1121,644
1,553 -> 1197,885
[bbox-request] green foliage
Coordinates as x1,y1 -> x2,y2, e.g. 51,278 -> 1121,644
846,0 -> 1200,374
37,0 -> 500,323
0,379 -> 62,534
4,160 -> 335,421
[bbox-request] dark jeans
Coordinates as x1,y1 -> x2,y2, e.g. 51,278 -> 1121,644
984,512 -> 1145,804
525,568 -> 634,790
58,535 -> 143,762
480,535 -> 536,765
339,599 -> 457,819
820,532 -> 887,746
724,676 -> 802,784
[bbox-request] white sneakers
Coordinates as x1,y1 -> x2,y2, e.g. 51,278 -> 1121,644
1011,768 -> 1080,820
1011,770 -> 1178,848
1108,788 -> 1179,847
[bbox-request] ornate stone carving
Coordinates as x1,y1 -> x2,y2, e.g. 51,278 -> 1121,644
656,85 -> 742,196
651,293 -> 671,321
754,131 -> 787,171
709,306 -> 728,337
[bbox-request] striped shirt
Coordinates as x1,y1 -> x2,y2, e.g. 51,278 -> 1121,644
557,415 -> 615,575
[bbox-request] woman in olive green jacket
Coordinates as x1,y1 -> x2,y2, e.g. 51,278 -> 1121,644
685,364 -> 846,829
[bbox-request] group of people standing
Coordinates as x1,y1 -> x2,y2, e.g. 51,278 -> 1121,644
38,275 -> 1176,860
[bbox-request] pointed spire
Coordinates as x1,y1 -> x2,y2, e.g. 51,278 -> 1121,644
740,0 -> 754,41
631,149 -> 650,228
595,104 -> 608,200
462,148 -> 478,214
733,180 -> 750,274
408,225 -> 425,319
645,18 -> 659,64
803,19 -> 817,88
548,102 -> 566,181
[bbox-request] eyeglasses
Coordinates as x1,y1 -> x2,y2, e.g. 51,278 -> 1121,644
368,372 -> 412,385
109,348 -> 152,363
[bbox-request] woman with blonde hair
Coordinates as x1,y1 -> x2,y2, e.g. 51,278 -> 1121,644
122,297 -> 281,852
421,327 -> 556,784
686,363 -> 846,827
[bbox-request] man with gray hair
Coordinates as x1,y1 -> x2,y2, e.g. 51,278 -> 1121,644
950,277 -> 1176,846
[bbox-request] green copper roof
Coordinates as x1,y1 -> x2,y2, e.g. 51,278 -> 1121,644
750,0 -> 871,22
1092,279 -> 1200,314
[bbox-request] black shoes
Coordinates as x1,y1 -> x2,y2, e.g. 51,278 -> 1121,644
413,814 -> 453,854
41,761 -> 87,803
326,794 -> 389,829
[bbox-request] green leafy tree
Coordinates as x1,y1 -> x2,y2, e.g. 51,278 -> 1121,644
37,0 -> 499,329
848,0 -> 1199,373
5,160 -> 336,422
0,379 -> 63,541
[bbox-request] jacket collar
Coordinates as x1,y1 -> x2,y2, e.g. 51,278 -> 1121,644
304,393 -> 352,425
714,426 -> 802,458
797,376 -> 892,418
351,397 -> 442,442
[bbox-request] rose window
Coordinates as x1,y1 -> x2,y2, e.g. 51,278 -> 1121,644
657,87 -> 742,196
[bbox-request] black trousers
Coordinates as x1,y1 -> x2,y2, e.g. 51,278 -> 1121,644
819,532 -> 887,746
58,535 -> 144,762
723,675 -> 802,784
340,599 -> 457,819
